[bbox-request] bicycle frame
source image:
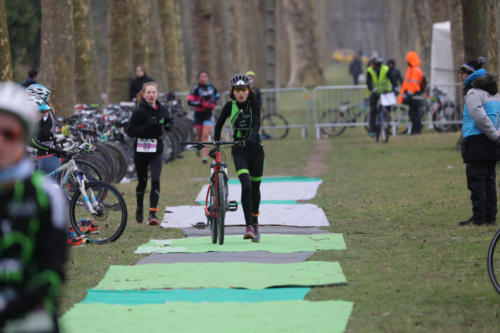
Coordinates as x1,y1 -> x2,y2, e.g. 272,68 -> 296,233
205,148 -> 228,219
47,158 -> 98,215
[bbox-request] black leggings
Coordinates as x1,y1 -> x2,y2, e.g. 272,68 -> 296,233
232,144 -> 265,225
134,152 -> 163,209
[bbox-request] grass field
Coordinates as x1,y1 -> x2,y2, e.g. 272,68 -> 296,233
59,63 -> 500,331
60,128 -> 500,332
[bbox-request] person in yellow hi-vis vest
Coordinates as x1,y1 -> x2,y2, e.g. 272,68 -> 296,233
366,56 -> 394,136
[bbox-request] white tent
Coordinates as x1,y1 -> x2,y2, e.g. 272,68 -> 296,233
430,21 -> 456,103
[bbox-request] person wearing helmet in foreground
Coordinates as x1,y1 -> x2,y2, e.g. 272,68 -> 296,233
214,74 -> 264,242
0,82 -> 67,332
366,56 -> 394,137
27,95 -> 62,177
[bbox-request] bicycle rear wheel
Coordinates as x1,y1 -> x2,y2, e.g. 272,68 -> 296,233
381,111 -> 390,143
216,172 -> 228,245
319,109 -> 347,137
487,228 -> 500,294
261,113 -> 289,139
69,180 -> 128,244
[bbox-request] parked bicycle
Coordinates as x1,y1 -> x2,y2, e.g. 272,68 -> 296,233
260,107 -> 289,140
374,92 -> 396,143
487,228 -> 500,294
46,149 -> 128,244
319,98 -> 370,137
184,141 -> 239,244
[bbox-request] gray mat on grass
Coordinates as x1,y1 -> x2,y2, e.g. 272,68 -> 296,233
136,251 -> 315,264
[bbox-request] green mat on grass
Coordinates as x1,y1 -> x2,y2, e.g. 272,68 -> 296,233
134,233 -> 346,254
82,288 -> 311,304
95,261 -> 346,290
61,300 -> 353,333
227,176 -> 321,184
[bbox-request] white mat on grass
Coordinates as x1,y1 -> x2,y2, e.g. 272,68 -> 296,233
161,204 -> 329,228
194,181 -> 323,202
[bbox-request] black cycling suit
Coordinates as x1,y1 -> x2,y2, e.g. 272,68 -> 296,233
0,159 -> 67,332
126,98 -> 172,211
214,95 -> 264,226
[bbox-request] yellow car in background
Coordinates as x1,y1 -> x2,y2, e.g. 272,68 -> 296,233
332,49 -> 369,65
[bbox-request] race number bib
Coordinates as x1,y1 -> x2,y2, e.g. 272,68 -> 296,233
137,138 -> 157,153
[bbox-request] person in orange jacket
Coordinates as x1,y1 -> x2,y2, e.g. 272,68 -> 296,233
398,51 -> 424,134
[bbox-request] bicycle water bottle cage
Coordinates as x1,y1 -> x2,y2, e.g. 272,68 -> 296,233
228,200 -> 238,212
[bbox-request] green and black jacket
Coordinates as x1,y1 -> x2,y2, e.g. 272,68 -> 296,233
214,96 -> 261,142
0,168 -> 67,322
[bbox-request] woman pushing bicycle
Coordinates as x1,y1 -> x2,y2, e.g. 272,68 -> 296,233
126,82 -> 173,225
214,74 -> 264,242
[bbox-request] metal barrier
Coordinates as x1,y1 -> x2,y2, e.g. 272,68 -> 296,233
312,83 -> 463,139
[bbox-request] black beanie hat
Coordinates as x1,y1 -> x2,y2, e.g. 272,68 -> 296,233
459,57 -> 486,74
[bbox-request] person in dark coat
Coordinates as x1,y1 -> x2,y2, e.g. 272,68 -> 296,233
386,59 -> 403,93
129,65 -> 154,101
126,82 -> 172,225
458,57 -> 500,226
20,69 -> 38,88
349,51 -> 363,85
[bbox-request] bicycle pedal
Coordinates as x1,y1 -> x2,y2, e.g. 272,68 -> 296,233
228,200 -> 238,211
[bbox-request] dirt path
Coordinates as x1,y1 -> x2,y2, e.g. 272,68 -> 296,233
304,139 -> 331,178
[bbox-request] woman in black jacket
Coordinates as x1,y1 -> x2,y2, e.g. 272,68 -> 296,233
126,82 -> 172,225
214,74 -> 264,242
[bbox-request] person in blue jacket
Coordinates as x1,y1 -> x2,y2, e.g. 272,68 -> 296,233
458,57 -> 500,226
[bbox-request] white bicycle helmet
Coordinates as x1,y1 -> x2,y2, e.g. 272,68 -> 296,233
26,83 -> 51,102
229,73 -> 251,88
28,95 -> 51,112
0,82 -> 39,140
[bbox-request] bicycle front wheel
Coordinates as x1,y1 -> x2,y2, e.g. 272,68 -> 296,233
209,183 -> 217,244
319,109 -> 347,137
69,180 -> 128,244
487,228 -> 500,294
261,114 -> 289,139
216,172 -> 228,245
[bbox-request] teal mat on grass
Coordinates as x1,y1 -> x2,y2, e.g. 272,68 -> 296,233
135,233 -> 346,254
82,288 -> 311,304
95,261 -> 347,290
61,300 -> 353,333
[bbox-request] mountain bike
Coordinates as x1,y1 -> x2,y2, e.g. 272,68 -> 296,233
46,150 -> 128,244
374,92 -> 396,143
184,141 -> 239,244
261,110 -> 289,140
487,228 -> 500,294
319,99 -> 370,137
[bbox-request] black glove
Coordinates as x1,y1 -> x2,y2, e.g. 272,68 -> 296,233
208,148 -> 217,159
244,137 -> 260,145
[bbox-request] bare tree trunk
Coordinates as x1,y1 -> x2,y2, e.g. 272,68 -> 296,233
495,0 -> 500,74
487,0 -> 498,72
210,0 -> 229,91
158,0 -> 187,92
282,0 -> 324,87
40,0 -> 75,117
0,0 -> 13,81
276,0 -> 290,86
131,0 -> 150,69
107,0 -> 132,103
148,0 -> 168,90
74,0 -> 100,104
190,0 -> 212,75
462,0 -> 489,60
